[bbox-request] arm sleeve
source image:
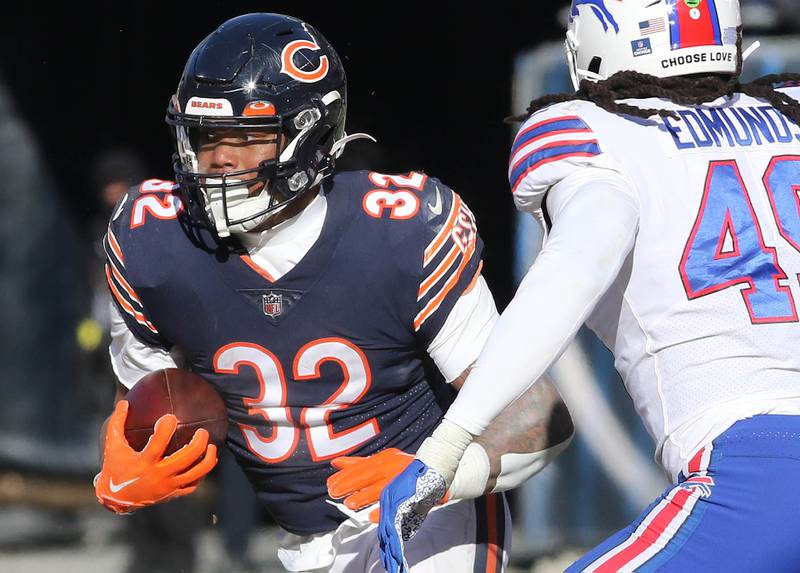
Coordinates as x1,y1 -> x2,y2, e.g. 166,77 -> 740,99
108,302 -> 180,389
443,168 -> 640,435
447,434 -> 573,500
426,275 -> 498,383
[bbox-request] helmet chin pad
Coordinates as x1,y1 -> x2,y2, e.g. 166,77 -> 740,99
202,178 -> 275,237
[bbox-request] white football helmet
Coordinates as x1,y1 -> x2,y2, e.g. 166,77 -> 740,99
566,0 -> 742,90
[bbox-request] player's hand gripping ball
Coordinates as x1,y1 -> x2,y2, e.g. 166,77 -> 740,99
94,369 -> 227,514
123,368 -> 228,453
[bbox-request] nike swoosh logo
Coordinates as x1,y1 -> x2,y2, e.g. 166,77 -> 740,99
109,477 -> 139,493
428,187 -> 443,216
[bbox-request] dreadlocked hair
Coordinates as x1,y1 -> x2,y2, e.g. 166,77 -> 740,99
510,37 -> 800,127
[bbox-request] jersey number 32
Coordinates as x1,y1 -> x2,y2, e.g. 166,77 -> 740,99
214,339 -> 378,463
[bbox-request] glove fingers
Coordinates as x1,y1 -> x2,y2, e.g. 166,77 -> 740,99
328,471 -> 373,498
326,470 -> 353,497
387,526 -> 405,573
369,505 -> 380,524
107,401 -> 130,443
105,499 -> 141,515
379,517 -> 398,570
328,468 -> 380,497
379,531 -> 392,573
174,484 -> 199,498
326,478 -> 346,499
329,449 -> 415,498
174,444 -> 218,486
347,463 -> 388,488
344,483 -> 382,510
162,428 -> 210,472
330,456 -> 362,470
143,414 -> 178,459
391,532 -> 406,572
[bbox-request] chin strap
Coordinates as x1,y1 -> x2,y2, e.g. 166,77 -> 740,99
742,40 -> 761,62
300,132 -> 377,193
330,132 -> 377,159
574,68 -> 606,88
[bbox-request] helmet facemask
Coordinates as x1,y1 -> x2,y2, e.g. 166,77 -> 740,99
168,93 -> 345,238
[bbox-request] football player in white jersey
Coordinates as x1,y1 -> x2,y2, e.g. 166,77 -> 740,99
379,1 -> 800,572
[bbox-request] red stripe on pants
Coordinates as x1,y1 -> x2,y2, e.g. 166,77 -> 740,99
594,488 -> 693,572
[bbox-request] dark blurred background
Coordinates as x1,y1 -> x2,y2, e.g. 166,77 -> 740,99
0,4 -> 568,307
1,3 -> 799,572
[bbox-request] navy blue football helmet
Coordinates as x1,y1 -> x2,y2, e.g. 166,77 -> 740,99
166,13 -> 355,237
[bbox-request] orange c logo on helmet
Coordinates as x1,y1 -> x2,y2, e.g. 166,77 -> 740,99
280,37 -> 330,83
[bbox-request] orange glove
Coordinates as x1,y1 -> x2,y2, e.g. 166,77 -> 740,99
327,448 -> 449,523
95,400 -> 218,514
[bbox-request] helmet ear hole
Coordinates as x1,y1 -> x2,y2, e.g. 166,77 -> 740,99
588,57 -> 603,76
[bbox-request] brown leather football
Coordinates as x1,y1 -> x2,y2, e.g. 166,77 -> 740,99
123,368 -> 228,455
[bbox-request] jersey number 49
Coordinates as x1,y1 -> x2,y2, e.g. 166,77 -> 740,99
680,156 -> 800,324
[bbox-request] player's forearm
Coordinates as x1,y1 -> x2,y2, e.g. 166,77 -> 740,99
477,375 -> 573,490
447,375 -> 573,499
442,174 -> 639,437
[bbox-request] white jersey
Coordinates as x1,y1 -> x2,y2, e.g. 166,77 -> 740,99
510,87 -> 800,478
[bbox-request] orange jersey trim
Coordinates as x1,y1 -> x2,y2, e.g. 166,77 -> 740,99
106,257 -> 142,305
105,264 -> 158,334
240,255 -> 276,283
423,192 -> 460,267
106,228 -> 125,266
413,236 -> 476,331
463,260 -> 484,296
418,244 -> 460,300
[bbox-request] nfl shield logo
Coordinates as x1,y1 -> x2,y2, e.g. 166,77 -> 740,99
262,293 -> 283,318
631,38 -> 653,57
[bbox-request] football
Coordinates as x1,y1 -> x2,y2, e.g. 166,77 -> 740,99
123,368 -> 228,455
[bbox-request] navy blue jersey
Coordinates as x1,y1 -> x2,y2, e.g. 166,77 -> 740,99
103,171 -> 484,535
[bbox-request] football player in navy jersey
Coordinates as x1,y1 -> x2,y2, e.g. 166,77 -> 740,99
92,13 -> 573,572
